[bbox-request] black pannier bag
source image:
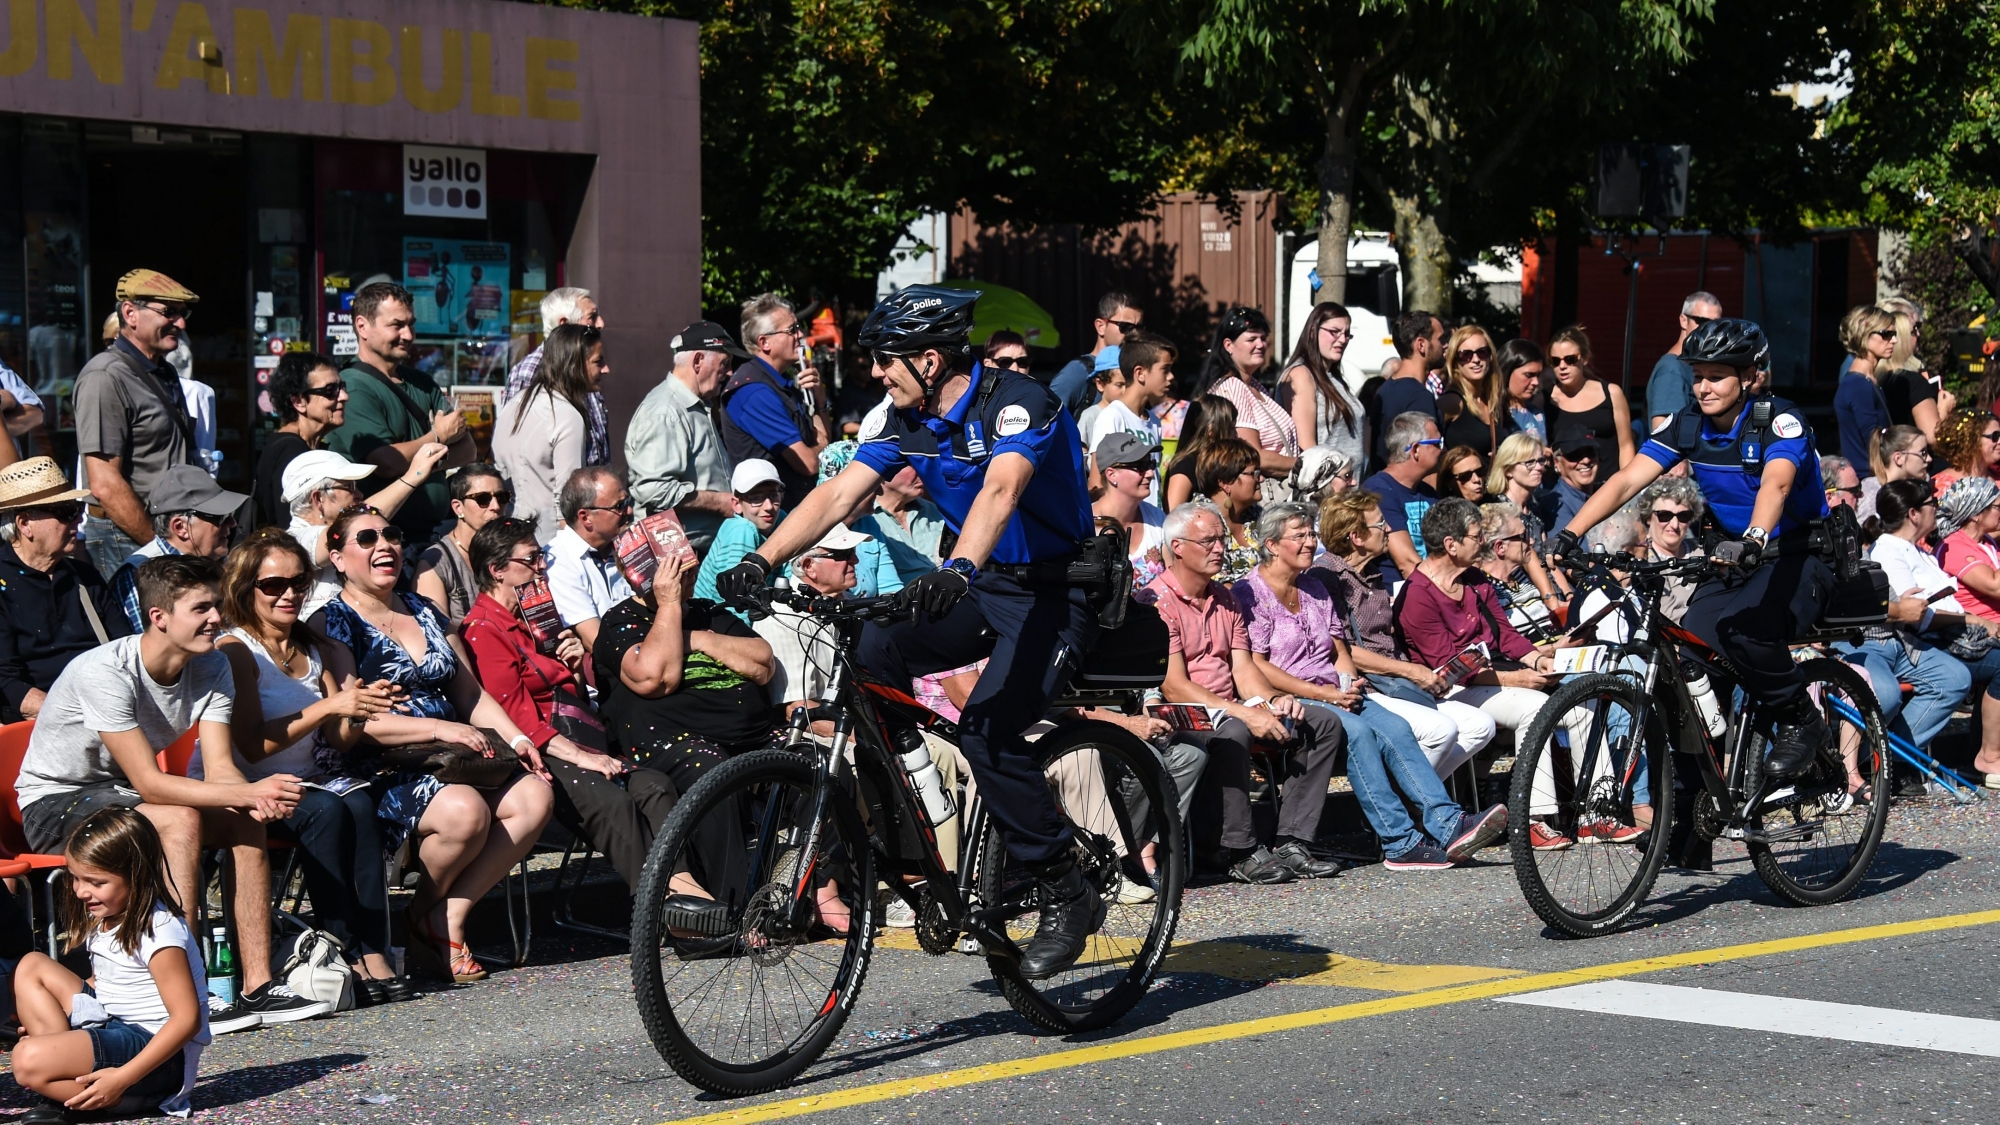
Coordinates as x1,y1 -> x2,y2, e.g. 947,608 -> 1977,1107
1071,601 -> 1168,691
1803,559 -> 1889,640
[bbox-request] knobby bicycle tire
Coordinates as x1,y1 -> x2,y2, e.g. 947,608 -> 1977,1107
975,720 -> 1185,1033
631,748 -> 876,1096
1507,672 -> 1675,937
1746,657 -> 1891,906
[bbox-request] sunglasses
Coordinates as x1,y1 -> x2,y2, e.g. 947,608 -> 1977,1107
1550,354 -> 1582,367
1103,318 -> 1141,334
136,301 -> 193,323
253,574 -> 313,597
1561,451 -> 1598,463
461,490 -> 513,508
1110,461 -> 1156,474
988,355 -> 1032,372
1871,329 -> 1899,340
343,526 -> 405,549
1651,509 -> 1695,525
1490,531 -> 1528,545
302,381 -> 347,401
805,548 -> 859,563
1455,346 -> 1493,363
1983,432 -> 2000,444
24,502 -> 84,524
579,498 -> 635,515
504,553 -> 545,571
1410,438 -> 1444,450
1685,313 -> 1715,326
1453,469 -> 1483,484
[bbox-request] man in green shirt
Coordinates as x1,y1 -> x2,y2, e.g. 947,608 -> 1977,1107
327,282 -> 475,540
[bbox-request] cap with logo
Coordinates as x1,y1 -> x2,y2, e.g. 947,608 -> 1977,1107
282,449 -> 377,504
802,525 -> 871,556
149,464 -> 249,517
671,320 -> 752,360
0,457 -> 92,513
730,459 -> 783,496
1094,430 -> 1161,468
114,269 -> 200,306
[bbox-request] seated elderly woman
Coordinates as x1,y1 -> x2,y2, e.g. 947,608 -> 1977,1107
458,517 -> 681,893
1314,490 -> 1498,776
1633,475 -> 1706,623
1233,502 -> 1508,869
1395,497 -> 1624,852
1474,500 -> 1560,641
307,506 -> 556,985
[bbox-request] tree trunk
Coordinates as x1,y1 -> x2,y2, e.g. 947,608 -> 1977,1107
1315,122 -> 1356,305
1390,192 -> 1452,316
1386,76 -> 1453,317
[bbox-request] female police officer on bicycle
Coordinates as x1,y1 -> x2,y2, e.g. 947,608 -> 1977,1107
1556,318 -> 1833,777
714,285 -> 1107,980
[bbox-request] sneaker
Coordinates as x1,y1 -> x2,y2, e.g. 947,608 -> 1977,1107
1271,840 -> 1344,879
1527,821 -> 1574,852
237,980 -> 333,1025
208,992 -> 261,1035
1443,804 -> 1509,862
1114,877 -> 1157,904
1382,843 -> 1454,871
1575,817 -> 1646,845
882,896 -> 917,929
1227,846 -> 1298,885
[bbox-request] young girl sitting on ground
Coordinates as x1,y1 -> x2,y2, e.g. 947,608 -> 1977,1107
10,807 -> 211,1120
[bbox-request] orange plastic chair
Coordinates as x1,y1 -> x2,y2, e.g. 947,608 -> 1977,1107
0,719 -> 69,951
156,726 -> 199,777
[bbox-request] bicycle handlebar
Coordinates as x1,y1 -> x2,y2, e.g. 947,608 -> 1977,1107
1555,550 -> 1719,581
724,584 -> 913,625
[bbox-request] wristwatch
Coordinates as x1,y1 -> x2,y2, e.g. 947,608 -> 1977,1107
940,558 -> 978,582
1743,526 -> 1769,547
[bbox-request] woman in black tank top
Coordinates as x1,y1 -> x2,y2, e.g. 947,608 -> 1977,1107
1545,326 -> 1635,478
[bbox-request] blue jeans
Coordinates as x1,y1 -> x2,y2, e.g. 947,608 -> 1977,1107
1304,699 -> 1461,858
1954,643 -> 2000,699
1835,637 -> 1972,751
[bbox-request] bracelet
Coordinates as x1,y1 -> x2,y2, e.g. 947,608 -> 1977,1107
1240,695 -> 1267,710
509,735 -> 534,753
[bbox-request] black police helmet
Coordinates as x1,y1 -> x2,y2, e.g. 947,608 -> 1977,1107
856,285 -> 978,358
1682,317 -> 1770,372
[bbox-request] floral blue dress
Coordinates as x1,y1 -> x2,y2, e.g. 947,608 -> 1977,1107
315,593 -> 460,847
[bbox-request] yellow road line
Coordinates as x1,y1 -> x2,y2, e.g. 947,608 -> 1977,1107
657,907 -> 2000,1125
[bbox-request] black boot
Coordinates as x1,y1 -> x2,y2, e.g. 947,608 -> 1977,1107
1016,860 -> 1106,981
1765,707 -> 1826,779
22,1097 -> 69,1124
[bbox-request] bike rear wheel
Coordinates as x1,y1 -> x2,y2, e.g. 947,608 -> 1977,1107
1507,672 -> 1674,937
1746,657 -> 1891,906
973,720 -> 1184,1034
631,748 -> 875,1097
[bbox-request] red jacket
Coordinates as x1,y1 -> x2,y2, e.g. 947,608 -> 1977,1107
459,592 -> 578,749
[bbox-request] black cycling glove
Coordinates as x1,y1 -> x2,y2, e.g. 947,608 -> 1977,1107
1713,537 -> 1763,568
896,561 -> 973,619
714,552 -> 772,600
1552,529 -> 1586,566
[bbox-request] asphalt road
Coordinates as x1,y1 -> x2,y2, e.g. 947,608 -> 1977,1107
11,793 -> 1999,1125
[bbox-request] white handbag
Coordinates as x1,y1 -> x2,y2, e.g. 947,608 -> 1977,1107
283,929 -> 356,1012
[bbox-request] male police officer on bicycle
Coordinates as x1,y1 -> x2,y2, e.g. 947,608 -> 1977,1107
1558,318 -> 1833,777
715,285 -> 1107,979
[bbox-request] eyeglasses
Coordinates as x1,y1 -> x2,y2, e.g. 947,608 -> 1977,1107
1177,534 -> 1227,551
24,502 -> 84,524
579,498 -> 635,515
1452,468 -> 1483,484
1651,509 -> 1695,525
1103,318 -> 1141,335
760,323 -> 805,339
988,355 -> 1032,372
1455,346 -> 1493,363
1685,313 -> 1715,326
1365,520 -> 1390,532
1826,485 -> 1864,500
302,381 -> 347,401
135,301 -> 192,324
1410,438 -> 1444,450
1550,354 -> 1582,367
1277,529 -> 1318,544
504,553 -> 546,571
1893,447 -> 1930,460
1110,461 -> 1156,475
1490,532 -> 1528,546
1320,325 -> 1354,340
461,490 -> 513,508
253,574 -> 313,597
189,510 -> 236,528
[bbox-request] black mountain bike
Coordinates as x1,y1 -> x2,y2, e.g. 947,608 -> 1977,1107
630,587 -> 1185,1096
1507,552 -> 1892,937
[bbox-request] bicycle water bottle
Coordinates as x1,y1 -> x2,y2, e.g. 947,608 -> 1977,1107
892,727 -> 957,826
1685,668 -> 1727,739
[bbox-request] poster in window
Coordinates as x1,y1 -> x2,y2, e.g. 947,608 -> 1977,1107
403,239 -> 511,338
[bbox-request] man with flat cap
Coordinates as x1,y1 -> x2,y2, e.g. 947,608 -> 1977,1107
76,269 -> 207,579
108,463 -> 249,632
625,320 -> 750,554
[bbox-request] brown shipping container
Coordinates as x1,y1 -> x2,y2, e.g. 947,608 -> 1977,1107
950,192 -> 1288,370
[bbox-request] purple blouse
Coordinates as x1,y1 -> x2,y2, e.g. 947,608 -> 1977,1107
1232,567 -> 1343,686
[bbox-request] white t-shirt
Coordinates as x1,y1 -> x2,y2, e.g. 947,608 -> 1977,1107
1872,531 -> 1965,616
16,636 -> 234,810
1086,399 -> 1165,507
87,902 -> 211,1115
192,630 -> 326,781
754,603 -> 839,707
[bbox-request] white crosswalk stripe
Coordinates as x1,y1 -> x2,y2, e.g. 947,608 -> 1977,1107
1498,979 -> 2000,1057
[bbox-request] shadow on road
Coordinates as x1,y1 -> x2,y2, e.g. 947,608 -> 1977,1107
192,1052 -> 368,1110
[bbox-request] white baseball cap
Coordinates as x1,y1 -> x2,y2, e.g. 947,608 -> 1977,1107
803,525 -> 871,555
730,459 -> 782,496
282,449 -> 375,503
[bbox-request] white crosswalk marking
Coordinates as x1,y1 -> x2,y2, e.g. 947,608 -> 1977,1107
1498,980 -> 2000,1057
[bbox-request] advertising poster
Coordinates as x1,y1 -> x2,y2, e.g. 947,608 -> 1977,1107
403,239 -> 511,338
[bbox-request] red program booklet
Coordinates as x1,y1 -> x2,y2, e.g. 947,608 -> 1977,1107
615,511 -> 699,593
1434,643 -> 1492,690
514,578 -> 564,655
1148,704 -> 1214,733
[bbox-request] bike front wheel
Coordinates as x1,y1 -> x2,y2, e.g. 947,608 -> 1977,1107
1507,672 -> 1675,937
972,720 -> 1185,1034
631,748 -> 875,1097
1745,657 -> 1892,906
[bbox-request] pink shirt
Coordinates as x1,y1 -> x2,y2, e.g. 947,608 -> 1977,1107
1142,568 -> 1248,700
1938,531 -> 2000,623
1210,376 -> 1299,457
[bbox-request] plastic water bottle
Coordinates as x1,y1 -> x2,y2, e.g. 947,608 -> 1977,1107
892,728 -> 957,827
1686,670 -> 1727,740
208,925 -> 237,1006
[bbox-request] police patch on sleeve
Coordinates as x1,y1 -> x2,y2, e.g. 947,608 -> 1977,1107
1771,413 -> 1804,439
996,404 -> 1032,436
858,397 -> 891,441
1651,414 -> 1673,434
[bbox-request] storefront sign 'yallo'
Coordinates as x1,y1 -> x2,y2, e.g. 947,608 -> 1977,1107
404,144 -> 485,218
0,0 -> 602,150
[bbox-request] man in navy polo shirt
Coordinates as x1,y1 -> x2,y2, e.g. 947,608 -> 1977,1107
719,293 -> 831,508
715,284 -> 1107,981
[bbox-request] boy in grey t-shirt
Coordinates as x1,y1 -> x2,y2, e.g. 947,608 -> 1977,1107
16,555 -> 327,1031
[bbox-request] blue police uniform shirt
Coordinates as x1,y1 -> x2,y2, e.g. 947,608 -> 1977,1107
1638,398 -> 1829,538
725,359 -> 812,451
852,362 -> 1094,566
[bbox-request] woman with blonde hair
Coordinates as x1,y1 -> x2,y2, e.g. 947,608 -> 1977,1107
1834,304 -> 1897,475
1861,423 -> 1931,522
1544,325 -> 1634,476
1439,324 -> 1512,457
1879,297 -> 1953,439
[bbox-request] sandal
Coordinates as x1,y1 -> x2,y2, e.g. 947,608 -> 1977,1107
405,905 -> 486,983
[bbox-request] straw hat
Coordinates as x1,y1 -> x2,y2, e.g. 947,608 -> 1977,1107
0,457 -> 92,512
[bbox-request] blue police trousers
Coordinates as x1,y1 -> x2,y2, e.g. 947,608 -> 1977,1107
1681,551 -> 1832,714
858,572 -> 1099,867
